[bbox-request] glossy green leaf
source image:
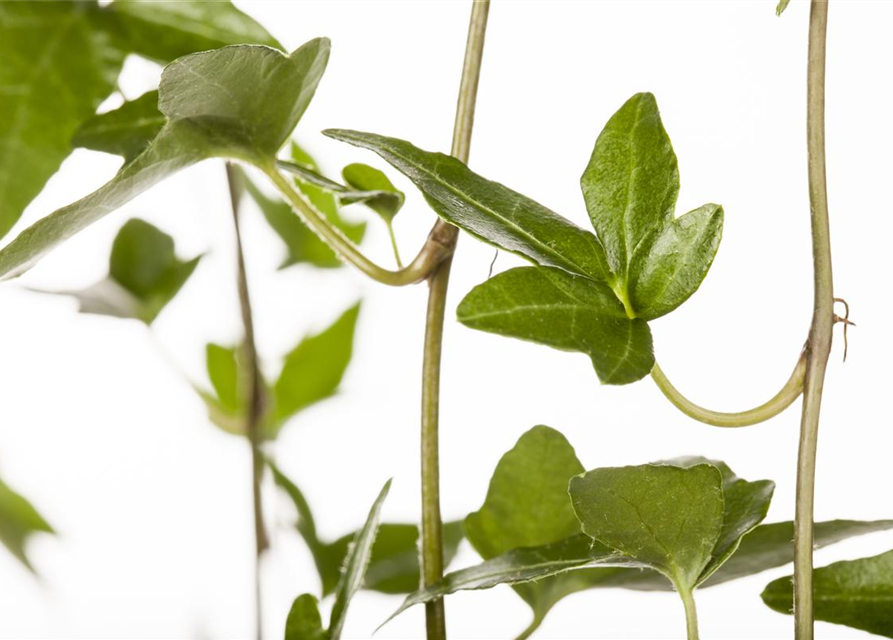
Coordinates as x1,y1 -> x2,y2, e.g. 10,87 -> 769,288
570,463 -> 724,593
323,129 -> 610,281
457,267 -> 654,385
0,475 -> 54,572
465,425 -> 596,633
328,479 -> 391,640
776,0 -> 791,16
762,549 -> 893,638
341,163 -> 405,222
284,593 -> 327,640
272,303 -> 360,433
628,203 -> 723,320
72,91 -> 165,162
103,0 -> 282,64
0,39 -> 330,280
270,461 -> 463,597
0,0 -> 125,240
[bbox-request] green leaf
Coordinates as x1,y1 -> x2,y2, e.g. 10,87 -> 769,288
457,267 -> 654,385
0,39 -> 330,280
0,0 -> 125,240
465,425 -> 595,633
72,91 -> 165,162
0,475 -> 54,572
762,549 -> 893,638
628,203 -> 723,320
341,163 -> 405,222
103,0 -> 282,64
323,129 -> 610,282
284,593 -> 327,640
328,479 -> 391,640
776,0 -> 791,16
570,463 -> 725,593
271,303 -> 360,433
206,344 -> 242,417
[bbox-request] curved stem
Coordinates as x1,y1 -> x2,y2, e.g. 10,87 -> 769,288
512,615 -> 545,640
225,163 -> 268,640
263,164 -> 452,287
420,3 -> 490,639
680,590 -> 700,640
650,352 -> 806,428
795,2 -> 834,638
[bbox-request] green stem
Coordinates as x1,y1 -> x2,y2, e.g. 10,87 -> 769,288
225,163 -> 268,640
263,164 -> 450,287
512,614 -> 545,640
680,590 -> 700,640
387,221 -> 404,268
420,3 -> 490,639
650,352 -> 806,427
795,2 -> 834,639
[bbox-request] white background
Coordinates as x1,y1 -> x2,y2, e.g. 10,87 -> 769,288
0,1 -> 890,638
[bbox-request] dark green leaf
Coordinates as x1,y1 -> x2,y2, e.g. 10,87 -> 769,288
628,204 -> 723,320
341,163 -> 405,222
0,475 -> 54,572
272,303 -> 360,433
72,91 -> 165,162
103,0 -> 281,64
580,92 -> 678,285
284,593 -> 327,640
762,549 -> 893,638
570,463 -> 724,593
0,0 -> 125,240
457,267 -> 654,385
329,479 -> 391,640
323,129 -> 610,281
0,39 -> 330,280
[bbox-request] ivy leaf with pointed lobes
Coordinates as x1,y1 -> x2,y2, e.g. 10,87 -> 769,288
581,92 -> 723,319
102,0 -> 282,65
323,129 -> 611,282
0,39 -> 330,281
457,267 -> 654,385
271,303 -> 360,435
72,91 -> 166,163
0,474 -> 54,572
762,549 -> 893,638
270,462 -> 463,596
32,219 -> 200,324
0,0 -> 125,241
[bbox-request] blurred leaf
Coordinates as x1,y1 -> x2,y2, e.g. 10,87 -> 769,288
776,0 -> 791,16
207,344 -> 242,416
271,303 -> 360,433
284,593 -> 327,640
102,0 -> 281,64
457,267 -> 654,385
0,475 -> 54,572
762,549 -> 893,637
0,0 -> 125,240
341,163 -> 405,222
0,39 -> 330,280
72,91 -> 165,162
328,479 -> 391,640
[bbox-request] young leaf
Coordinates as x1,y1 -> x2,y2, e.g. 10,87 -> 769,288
464,425 -> 601,634
328,479 -> 391,640
72,91 -> 166,162
0,475 -> 54,572
762,549 -> 893,638
341,163 -> 405,222
570,463 -> 725,593
272,303 -> 360,433
323,129 -> 611,282
776,0 -> 791,16
0,39 -> 330,280
0,0 -> 125,240
102,0 -> 282,64
284,593 -> 327,640
457,267 -> 654,385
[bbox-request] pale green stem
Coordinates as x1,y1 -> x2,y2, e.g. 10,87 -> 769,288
420,3 -> 490,639
386,221 -> 404,268
650,352 -> 806,428
513,614 -> 545,640
680,590 -> 700,640
795,2 -> 834,638
225,163 -> 268,640
263,165 -> 451,287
